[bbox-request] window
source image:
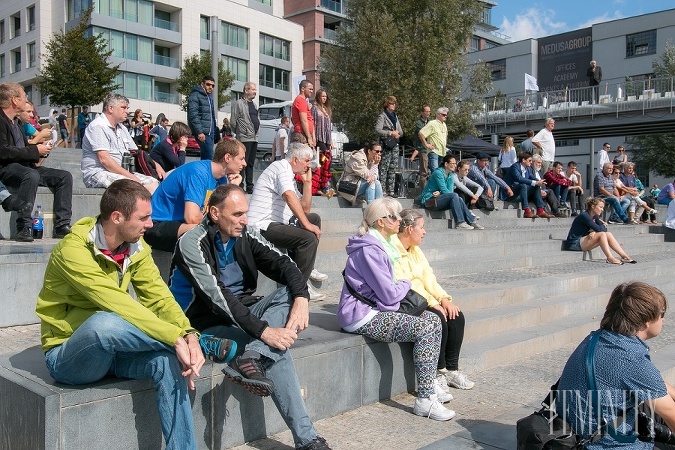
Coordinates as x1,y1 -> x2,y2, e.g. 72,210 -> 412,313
154,46 -> 177,67
259,34 -> 290,61
93,0 -> 151,24
478,6 -> 492,25
470,36 -> 480,52
256,0 -> 272,5
27,6 -> 35,31
200,16 -> 210,40
95,27 -> 151,62
259,96 -> 284,105
67,0 -> 93,21
259,64 -> 289,91
221,22 -> 248,49
27,42 -> 35,67
0,54 -> 5,78
626,30 -> 656,58
24,85 -> 32,102
223,56 -> 248,82
11,13 -> 21,39
154,81 -> 173,103
0,21 -> 4,43
11,49 -> 21,73
154,10 -> 178,32
488,59 -> 506,81
115,72 -> 153,100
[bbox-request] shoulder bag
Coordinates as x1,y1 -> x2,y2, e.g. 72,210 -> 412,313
342,271 -> 428,316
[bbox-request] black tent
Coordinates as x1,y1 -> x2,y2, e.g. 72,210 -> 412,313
447,136 -> 501,157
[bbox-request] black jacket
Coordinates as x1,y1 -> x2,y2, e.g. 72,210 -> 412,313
170,218 -> 308,338
0,111 -> 40,167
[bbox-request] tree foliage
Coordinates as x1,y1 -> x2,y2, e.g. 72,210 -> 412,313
176,52 -> 234,111
320,0 -> 492,144
36,7 -> 119,109
631,41 -> 675,176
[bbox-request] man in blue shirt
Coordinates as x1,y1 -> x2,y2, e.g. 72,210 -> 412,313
144,139 -> 246,252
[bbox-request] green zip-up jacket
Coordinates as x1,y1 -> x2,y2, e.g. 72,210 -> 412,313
36,216 -> 195,352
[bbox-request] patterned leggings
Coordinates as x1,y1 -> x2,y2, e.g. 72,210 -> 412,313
355,310 -> 441,398
379,148 -> 398,194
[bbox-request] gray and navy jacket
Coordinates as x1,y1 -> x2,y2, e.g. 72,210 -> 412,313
230,98 -> 258,142
169,217 -> 308,338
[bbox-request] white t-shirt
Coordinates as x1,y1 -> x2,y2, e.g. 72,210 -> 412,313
273,127 -> 288,158
597,149 -> 610,174
81,113 -> 137,184
532,128 -> 555,161
247,159 -> 300,230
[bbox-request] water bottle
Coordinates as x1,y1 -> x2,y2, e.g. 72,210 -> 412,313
32,205 -> 44,239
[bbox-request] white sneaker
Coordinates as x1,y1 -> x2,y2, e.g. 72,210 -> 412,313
470,212 -> 480,220
446,370 -> 475,390
310,269 -> 328,282
413,394 -> 456,421
435,373 -> 451,393
471,223 -> 484,230
307,284 -> 326,301
456,222 -> 473,230
434,377 -> 453,403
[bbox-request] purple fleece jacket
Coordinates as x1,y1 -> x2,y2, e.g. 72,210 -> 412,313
337,232 -> 411,329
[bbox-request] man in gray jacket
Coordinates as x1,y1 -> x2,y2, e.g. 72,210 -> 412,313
231,82 -> 259,194
187,76 -> 217,161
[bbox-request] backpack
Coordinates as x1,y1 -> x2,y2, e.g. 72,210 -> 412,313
132,149 -> 160,180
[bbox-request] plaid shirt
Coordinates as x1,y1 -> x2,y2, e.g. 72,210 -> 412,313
468,163 -> 509,190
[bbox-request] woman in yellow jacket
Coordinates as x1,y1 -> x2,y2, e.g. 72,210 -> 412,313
391,208 -> 475,391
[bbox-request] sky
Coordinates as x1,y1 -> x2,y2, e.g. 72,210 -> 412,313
493,1 -> 675,42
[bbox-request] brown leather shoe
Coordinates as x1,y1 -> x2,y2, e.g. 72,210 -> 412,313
523,210 -> 536,219
537,211 -> 555,219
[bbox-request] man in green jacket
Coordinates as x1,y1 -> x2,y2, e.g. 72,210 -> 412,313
35,179 -> 235,450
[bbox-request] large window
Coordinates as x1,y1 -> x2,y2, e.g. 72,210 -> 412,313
626,30 -> 656,58
221,22 -> 248,49
259,34 -> 289,61
27,6 -> 35,31
0,54 -> 5,78
92,0 -> 151,25
223,56 -> 248,82
114,72 -> 152,100
200,16 -> 209,40
11,49 -> 21,73
0,21 -> 5,44
259,64 -> 289,91
68,0 -> 93,21
11,13 -> 21,39
94,27 -> 151,63
27,42 -> 35,67
488,59 -> 506,81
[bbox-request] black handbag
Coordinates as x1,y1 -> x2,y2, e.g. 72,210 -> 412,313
383,135 -> 398,150
342,271 -> 428,316
476,194 -> 495,211
337,179 -> 361,196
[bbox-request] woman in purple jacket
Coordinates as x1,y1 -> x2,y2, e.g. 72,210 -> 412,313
337,198 -> 455,421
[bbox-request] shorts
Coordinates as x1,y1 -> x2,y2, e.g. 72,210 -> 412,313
563,238 -> 582,251
60,129 -> 68,140
144,220 -> 182,253
85,170 -> 158,188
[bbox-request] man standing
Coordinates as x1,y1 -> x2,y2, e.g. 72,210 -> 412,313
187,76 -> 217,161
77,106 -> 90,149
587,60 -> 602,104
35,179 -> 234,450
170,184 -> 331,450
409,105 -> 431,187
0,82 -> 73,241
468,152 -> 513,200
418,107 -> 449,173
230,82 -> 259,193
56,108 -> 69,147
273,116 -> 290,161
503,152 -> 552,219
81,93 -> 160,193
144,139 -> 246,252
247,142 -> 327,299
594,162 -> 630,224
292,80 -> 316,148
531,118 -> 556,173
520,129 -> 535,153
597,142 -> 611,174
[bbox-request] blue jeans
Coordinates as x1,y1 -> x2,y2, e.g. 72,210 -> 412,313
432,192 -> 474,225
44,312 -> 196,450
357,179 -> 383,203
428,152 -> 439,173
198,133 -> 215,160
553,185 -> 569,204
604,196 -> 629,222
509,183 -> 545,211
203,287 -> 317,447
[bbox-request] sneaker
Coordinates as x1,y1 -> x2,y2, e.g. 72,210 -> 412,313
222,356 -> 275,396
14,227 -> 33,242
199,334 -> 237,363
309,269 -> 328,282
456,222 -> 473,230
607,219 -> 621,224
434,377 -> 454,403
445,370 -> 475,390
471,223 -> 484,230
298,436 -> 331,450
435,372 -> 451,393
413,394 -> 456,421
470,212 -> 480,220
307,284 -> 326,300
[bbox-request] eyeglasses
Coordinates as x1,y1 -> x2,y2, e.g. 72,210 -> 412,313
204,83 -> 215,87
439,113 -> 448,117
388,102 -> 396,105
382,215 -> 400,221
372,150 -> 382,153
662,309 -> 666,319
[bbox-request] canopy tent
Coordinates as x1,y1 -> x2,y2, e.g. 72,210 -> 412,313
446,136 -> 501,158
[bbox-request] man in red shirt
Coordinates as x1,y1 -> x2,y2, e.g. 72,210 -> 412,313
291,80 -> 316,148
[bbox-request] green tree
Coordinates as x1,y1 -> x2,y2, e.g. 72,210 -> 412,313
320,0 -> 492,144
630,41 -> 675,176
176,52 -> 234,111
36,7 -> 119,141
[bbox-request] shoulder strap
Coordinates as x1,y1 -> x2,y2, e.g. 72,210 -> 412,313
341,270 -> 377,308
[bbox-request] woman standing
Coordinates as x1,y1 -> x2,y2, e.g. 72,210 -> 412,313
497,136 -> 517,176
311,89 -> 335,196
337,198 -> 455,421
375,96 -> 403,197
563,197 -> 636,265
393,209 -> 475,391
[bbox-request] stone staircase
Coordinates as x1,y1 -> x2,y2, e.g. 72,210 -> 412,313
1,149 -> 674,449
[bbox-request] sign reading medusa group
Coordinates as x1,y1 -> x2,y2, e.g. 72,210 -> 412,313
537,28 -> 592,92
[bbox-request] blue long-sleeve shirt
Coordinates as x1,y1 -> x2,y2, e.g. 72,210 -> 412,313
566,210 -> 606,243
420,167 -> 454,204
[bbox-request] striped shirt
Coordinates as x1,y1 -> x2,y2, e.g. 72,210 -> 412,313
247,159 -> 300,230
468,163 -> 509,190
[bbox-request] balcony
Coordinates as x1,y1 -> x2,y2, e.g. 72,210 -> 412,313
154,91 -> 178,104
13,62 -> 21,73
320,0 -> 347,14
323,28 -> 337,41
154,17 -> 178,32
154,54 -> 178,68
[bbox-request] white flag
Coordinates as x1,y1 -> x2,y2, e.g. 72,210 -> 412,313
525,73 -> 539,92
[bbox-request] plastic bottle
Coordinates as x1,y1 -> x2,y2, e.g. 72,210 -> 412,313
32,205 -> 43,239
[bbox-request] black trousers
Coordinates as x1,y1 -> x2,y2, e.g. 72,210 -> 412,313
0,163 -> 72,229
427,307 -> 466,371
241,141 -> 258,190
260,213 -> 321,283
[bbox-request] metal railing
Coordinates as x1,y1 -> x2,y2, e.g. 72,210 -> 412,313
153,92 -> 178,104
320,0 -> 347,14
154,17 -> 178,32
474,76 -> 675,127
154,54 -> 178,68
